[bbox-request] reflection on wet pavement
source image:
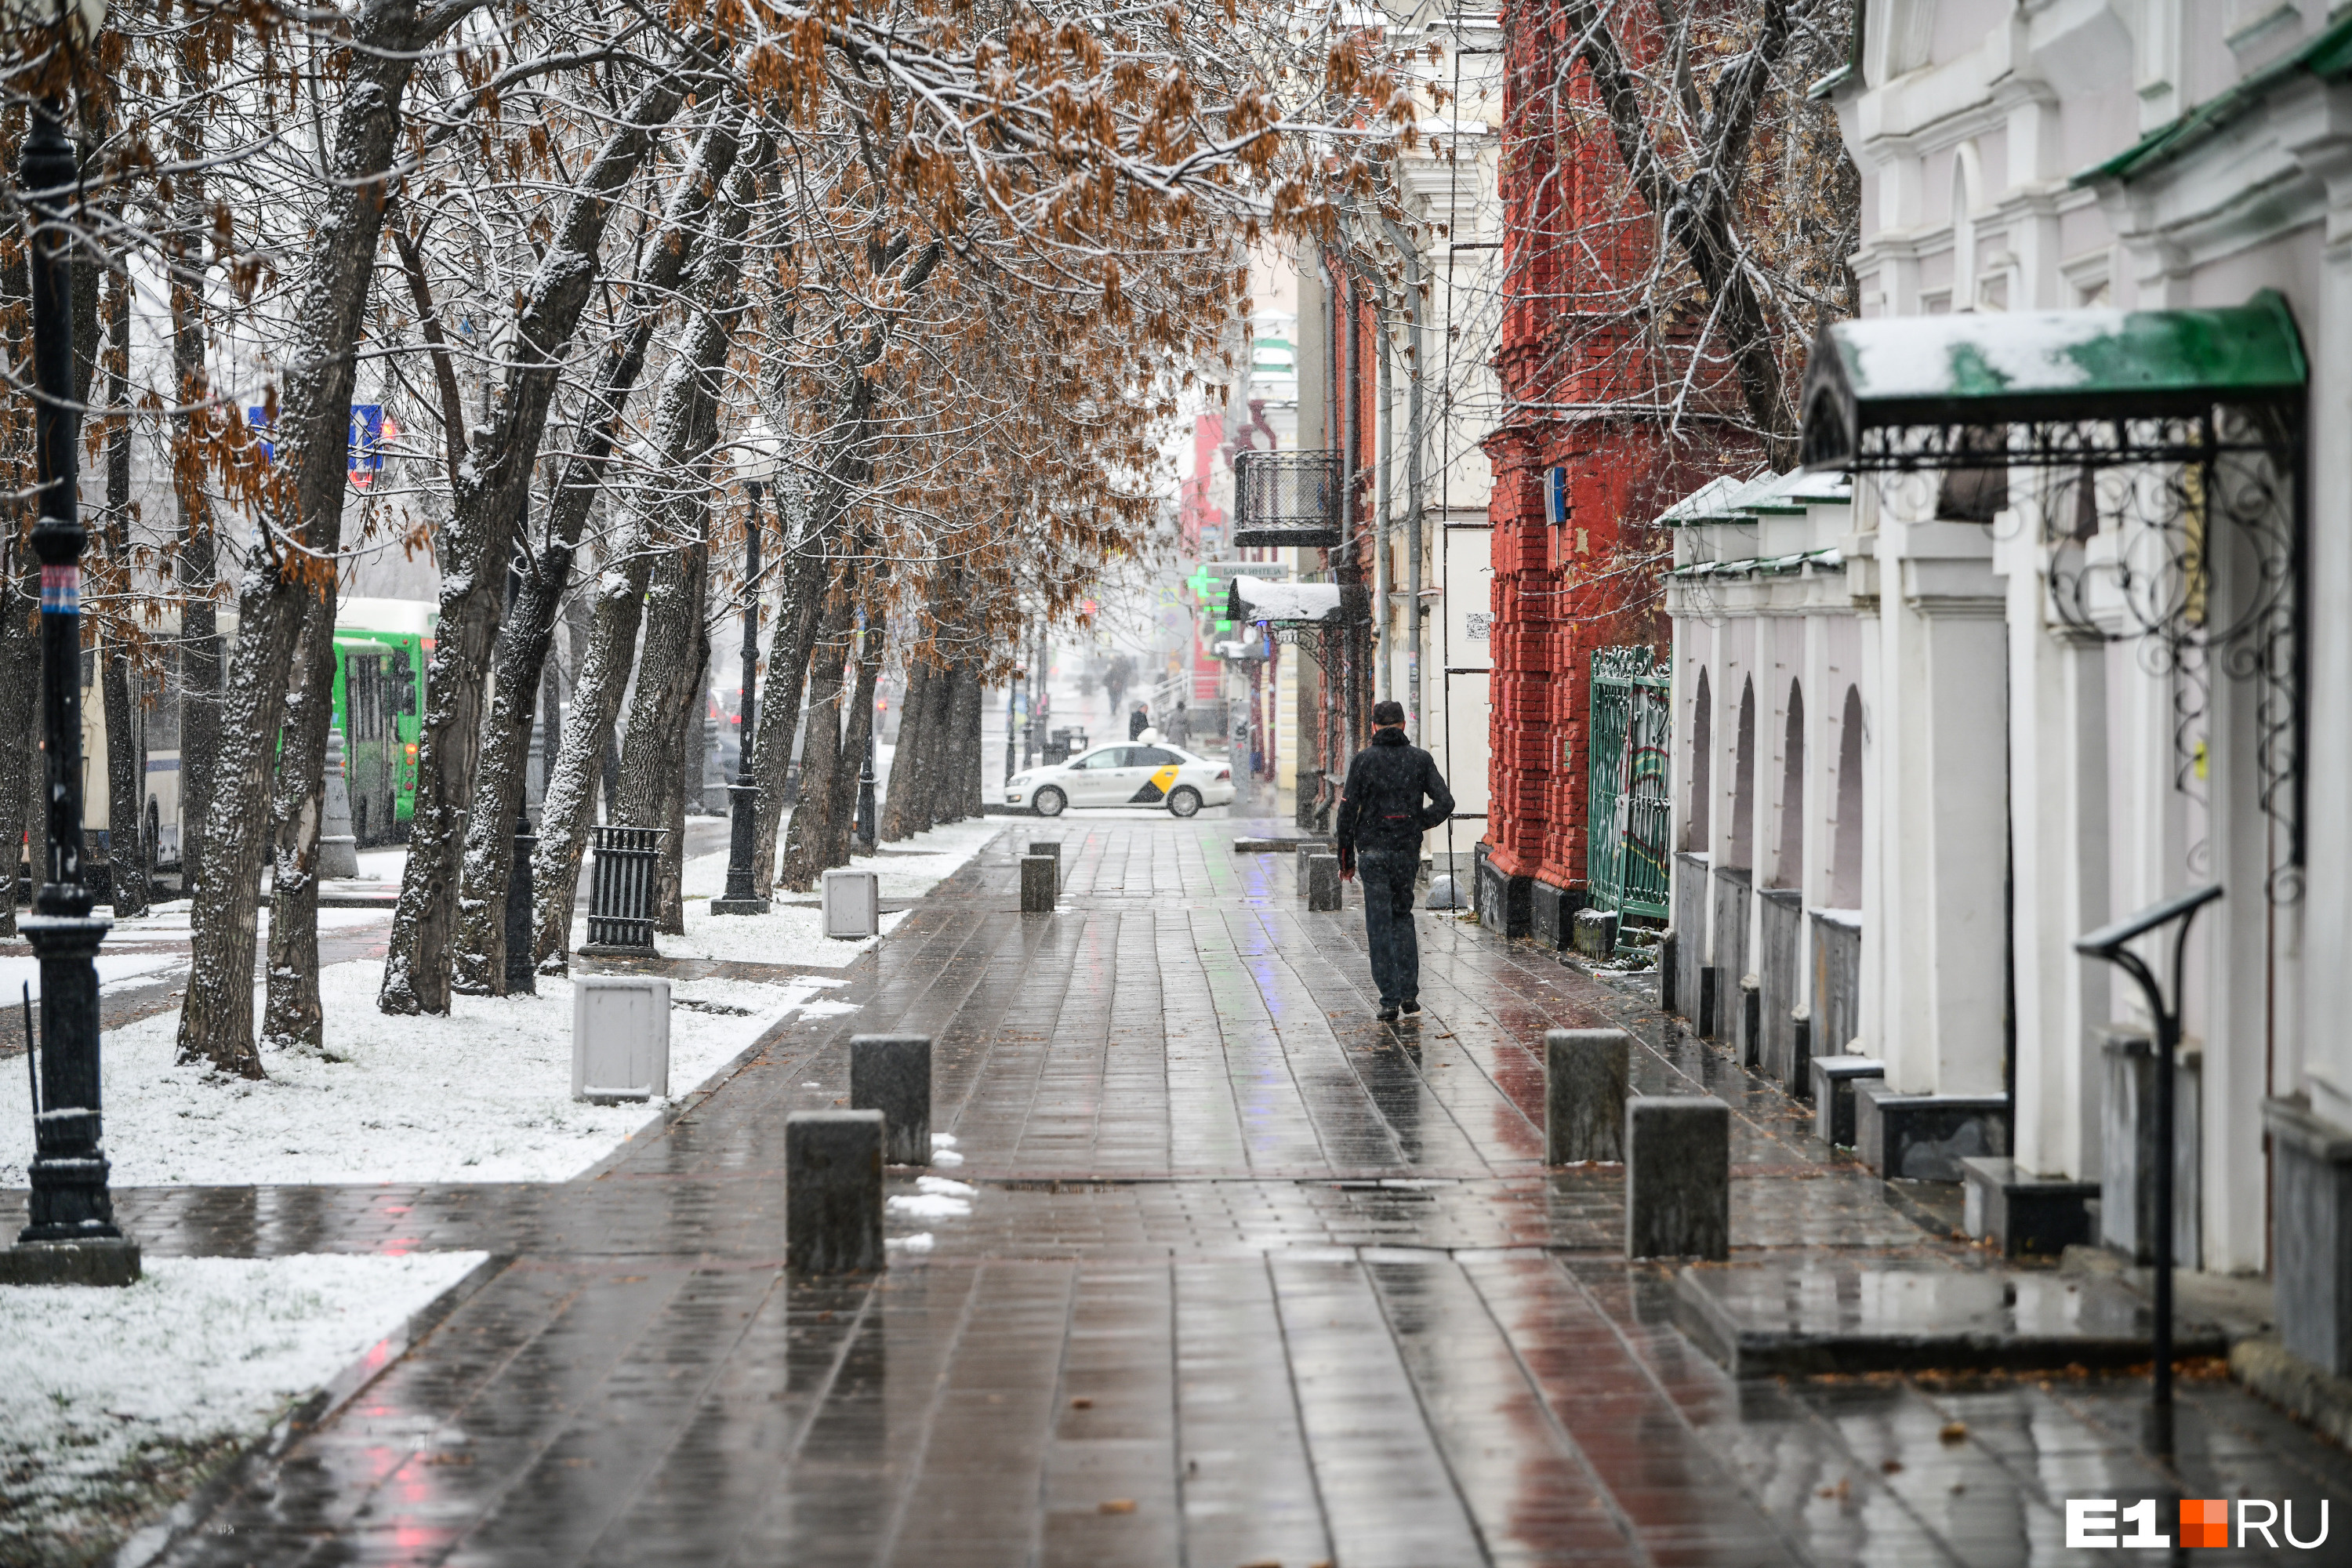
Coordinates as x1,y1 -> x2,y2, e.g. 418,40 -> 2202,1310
34,818 -> 2348,1566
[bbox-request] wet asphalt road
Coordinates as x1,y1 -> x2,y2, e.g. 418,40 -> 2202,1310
17,817 -> 2352,1566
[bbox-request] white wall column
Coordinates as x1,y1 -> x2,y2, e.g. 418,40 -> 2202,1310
2001,516 -> 2111,1181
1873,511 -> 2009,1097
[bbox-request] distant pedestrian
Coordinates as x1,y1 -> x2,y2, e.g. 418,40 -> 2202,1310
1168,701 -> 1189,748
1335,700 -> 1454,1022
1128,701 -> 1150,740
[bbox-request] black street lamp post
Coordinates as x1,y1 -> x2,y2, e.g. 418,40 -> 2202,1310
854,612 -> 877,853
714,433 -> 778,914
5,100 -> 138,1287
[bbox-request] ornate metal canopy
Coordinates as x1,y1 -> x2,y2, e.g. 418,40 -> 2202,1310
1795,291 -> 2310,897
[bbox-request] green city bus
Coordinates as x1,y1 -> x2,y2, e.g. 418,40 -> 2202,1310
71,595 -> 435,876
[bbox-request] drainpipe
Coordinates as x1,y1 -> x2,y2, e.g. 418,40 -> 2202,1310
1375,293 -> 1392,706
1403,240 -> 1425,737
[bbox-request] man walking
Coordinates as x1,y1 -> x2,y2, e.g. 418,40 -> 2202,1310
1335,700 -> 1454,1022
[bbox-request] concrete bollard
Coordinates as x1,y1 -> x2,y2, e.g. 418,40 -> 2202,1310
1658,930 -> 1678,1013
1545,1028 -> 1630,1163
1625,1096 -> 1730,1260
1809,1054 -> 1885,1149
1027,840 -> 1062,894
851,1034 -> 932,1165
1020,854 -> 1058,912
786,1110 -> 886,1273
1303,852 -> 1342,912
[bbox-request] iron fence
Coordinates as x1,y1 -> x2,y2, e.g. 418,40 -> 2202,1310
1587,646 -> 1671,921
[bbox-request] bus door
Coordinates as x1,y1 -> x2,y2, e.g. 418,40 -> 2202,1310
339,644 -> 398,845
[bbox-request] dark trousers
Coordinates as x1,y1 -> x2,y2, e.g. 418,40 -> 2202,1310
1357,848 -> 1421,1006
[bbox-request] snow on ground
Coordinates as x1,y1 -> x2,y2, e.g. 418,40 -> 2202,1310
0,1250 -> 483,1565
0,903 -> 391,1004
0,960 -> 848,1189
655,816 -> 1006,969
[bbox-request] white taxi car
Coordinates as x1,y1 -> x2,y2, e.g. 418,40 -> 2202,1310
1004,742 -> 1236,818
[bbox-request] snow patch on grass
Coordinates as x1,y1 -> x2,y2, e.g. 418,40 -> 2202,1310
659,817 -> 1004,969
0,1251 -> 482,1566
0,961 -> 847,1189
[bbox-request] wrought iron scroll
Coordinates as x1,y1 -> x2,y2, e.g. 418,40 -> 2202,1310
1854,403 -> 2303,901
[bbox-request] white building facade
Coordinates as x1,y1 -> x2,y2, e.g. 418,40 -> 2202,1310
1754,0 -> 2352,1387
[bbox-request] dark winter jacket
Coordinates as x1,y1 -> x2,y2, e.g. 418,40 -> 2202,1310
1335,728 -> 1454,865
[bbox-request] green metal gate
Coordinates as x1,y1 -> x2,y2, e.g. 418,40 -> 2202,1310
1587,647 -> 1671,920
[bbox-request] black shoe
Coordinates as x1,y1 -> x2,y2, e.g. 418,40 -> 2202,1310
1377,1004 -> 1400,1022
1400,999 -> 1421,1015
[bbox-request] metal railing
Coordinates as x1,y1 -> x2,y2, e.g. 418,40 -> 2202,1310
1232,449 -> 1341,549
584,824 -> 668,952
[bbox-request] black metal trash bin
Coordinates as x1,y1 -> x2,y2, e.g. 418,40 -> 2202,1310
583,825 -> 668,954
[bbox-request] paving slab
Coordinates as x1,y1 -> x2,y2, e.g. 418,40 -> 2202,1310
7,816 -> 2347,1567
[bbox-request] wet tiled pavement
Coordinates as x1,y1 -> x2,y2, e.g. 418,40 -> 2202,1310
16,820 -> 2352,1565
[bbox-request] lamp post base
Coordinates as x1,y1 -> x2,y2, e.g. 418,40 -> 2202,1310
714,779 -> 767,914
0,1236 -> 140,1287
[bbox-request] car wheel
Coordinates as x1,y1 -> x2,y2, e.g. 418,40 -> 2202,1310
1033,786 -> 1067,818
1167,786 -> 1201,818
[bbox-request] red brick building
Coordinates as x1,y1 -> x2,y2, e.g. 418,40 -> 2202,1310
1479,4 -> 1738,940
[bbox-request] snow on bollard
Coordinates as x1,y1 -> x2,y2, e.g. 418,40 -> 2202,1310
1027,840 -> 1062,894
1545,1028 -> 1629,1164
1020,855 -> 1057,913
1625,1095 -> 1730,1260
822,867 -> 880,939
572,975 -> 670,1104
851,1034 -> 932,1165
1303,852 -> 1341,912
786,1110 -> 886,1274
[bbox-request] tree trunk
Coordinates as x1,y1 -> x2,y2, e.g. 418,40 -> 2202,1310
381,74 -> 689,1018
532,196 -> 753,974
822,619 -> 882,869
932,662 -> 978,826
100,267 -> 144,918
955,663 -> 987,818
746,241 -> 945,895
448,112 -> 750,995
532,519 -> 653,971
878,658 -> 934,842
747,521 -> 837,897
262,591 -> 335,1051
614,524 -> 709,935
176,0 -> 449,1078
774,594 -> 852,893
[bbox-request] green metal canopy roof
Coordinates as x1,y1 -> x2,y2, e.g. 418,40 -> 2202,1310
1798,292 -> 2306,471
2079,15 -> 2352,187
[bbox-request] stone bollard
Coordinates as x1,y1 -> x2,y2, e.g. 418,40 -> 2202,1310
1545,1029 -> 1631,1163
786,1110 -> 886,1274
1809,1054 -> 1885,1149
317,724 -> 361,880
1303,852 -> 1342,912
1658,930 -> 1678,1013
851,1034 -> 932,1165
1027,840 -> 1062,894
1624,1096 -> 1730,1260
1020,855 -> 1058,912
